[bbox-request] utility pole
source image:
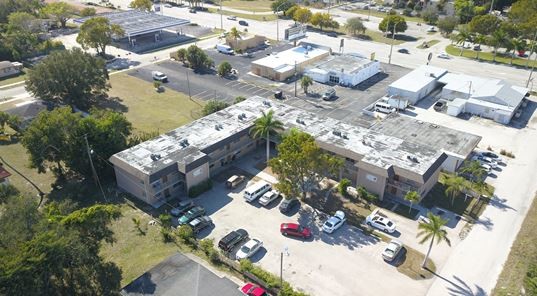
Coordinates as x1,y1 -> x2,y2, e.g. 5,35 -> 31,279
84,134 -> 107,202
0,156 -> 45,206
294,61 -> 297,96
526,31 -> 537,88
186,70 -> 192,101
280,252 -> 283,287
388,22 -> 398,65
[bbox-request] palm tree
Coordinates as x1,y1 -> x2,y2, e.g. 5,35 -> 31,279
417,212 -> 451,268
250,110 -> 284,165
504,37 -> 516,65
300,75 -> 313,94
455,30 -> 473,56
473,34 -> 486,61
488,29 -> 508,63
444,174 -> 466,206
404,191 -> 421,214
459,160 -> 485,181
513,38 -> 527,63
229,27 -> 240,50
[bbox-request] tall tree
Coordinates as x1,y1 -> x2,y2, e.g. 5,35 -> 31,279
25,48 -> 109,110
293,7 -> 312,24
417,213 -> 451,268
42,2 -> 75,28
437,16 -> 458,36
7,12 -> 40,33
378,15 -> 408,36
77,17 -> 124,57
509,0 -> 537,34
129,0 -> 153,11
421,6 -> 439,24
269,129 -> 343,200
300,75 -> 313,94
459,160 -> 486,180
455,29 -> 473,55
444,174 -> 466,206
488,29 -> 509,62
185,45 -> 214,71
473,34 -> 487,60
229,27 -> 241,49
404,191 -> 421,214
250,110 -> 284,164
467,14 -> 500,36
454,0 -> 475,23
271,0 -> 295,15
310,12 -> 338,31
345,17 -> 366,36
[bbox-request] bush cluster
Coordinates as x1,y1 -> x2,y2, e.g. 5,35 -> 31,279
239,259 -> 308,295
337,178 -> 351,196
176,225 -> 196,247
500,149 -> 515,158
188,179 -> 213,198
200,238 -> 220,264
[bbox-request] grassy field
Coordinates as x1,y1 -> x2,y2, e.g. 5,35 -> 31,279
106,73 -> 204,133
349,9 -> 423,22
0,72 -> 27,87
208,8 -> 278,21
328,26 -> 411,45
492,195 -> 537,295
221,0 -> 273,12
397,247 -> 436,280
100,203 -> 181,286
445,45 -> 537,68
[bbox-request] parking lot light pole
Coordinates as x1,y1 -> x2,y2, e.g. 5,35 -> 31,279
388,22 -> 399,65
280,246 -> 288,287
526,31 -> 537,88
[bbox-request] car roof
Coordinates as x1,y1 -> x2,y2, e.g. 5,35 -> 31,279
283,223 -> 299,230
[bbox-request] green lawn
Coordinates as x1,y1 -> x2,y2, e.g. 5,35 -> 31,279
208,8 -> 278,21
221,0 -> 273,12
106,73 -> 204,133
392,203 -> 420,219
421,173 -> 492,221
0,71 -> 27,87
492,195 -> 537,296
100,203 -> 182,286
397,247 -> 436,280
445,45 -> 537,68
349,9 -> 423,22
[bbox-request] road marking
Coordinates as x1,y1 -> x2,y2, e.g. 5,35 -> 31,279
237,83 -> 252,90
197,92 -> 215,100
258,91 -> 272,97
193,90 -> 209,98
244,85 -> 258,92
225,81 -> 239,86
251,88 -> 267,95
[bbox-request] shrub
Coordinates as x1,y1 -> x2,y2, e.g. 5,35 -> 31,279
202,100 -> 230,116
338,178 -> 351,196
177,224 -> 195,246
500,149 -> 515,158
234,96 -> 246,104
188,179 -> 213,197
403,8 -> 412,16
525,264 -> 537,295
80,7 -> 96,16
160,227 -> 175,243
218,61 -> 232,77
200,238 -> 215,255
153,81 -> 162,89
159,213 -> 172,228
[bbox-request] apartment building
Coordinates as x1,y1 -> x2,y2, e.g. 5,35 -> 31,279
110,96 -> 449,207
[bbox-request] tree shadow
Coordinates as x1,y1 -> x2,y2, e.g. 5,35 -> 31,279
426,269 -> 487,296
488,195 -> 516,212
95,95 -> 129,113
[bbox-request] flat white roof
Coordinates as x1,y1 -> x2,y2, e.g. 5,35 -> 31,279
389,65 -> 447,92
252,45 -> 329,69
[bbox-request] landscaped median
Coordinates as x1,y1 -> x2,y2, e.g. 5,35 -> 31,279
445,44 -> 537,68
208,8 -> 278,21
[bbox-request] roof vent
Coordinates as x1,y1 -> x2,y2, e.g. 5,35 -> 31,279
429,124 -> 439,128
407,155 -> 419,163
150,154 -> 161,161
411,133 -> 417,137
263,100 -> 271,107
179,139 -> 189,147
238,113 -> 247,120
332,130 -> 342,137
215,124 -> 220,131
342,133 -> 349,139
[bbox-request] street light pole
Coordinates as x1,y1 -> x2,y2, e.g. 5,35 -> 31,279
280,252 -> 283,287
388,22 -> 399,64
294,61 -> 297,96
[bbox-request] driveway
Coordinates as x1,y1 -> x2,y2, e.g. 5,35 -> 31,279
190,153 -> 434,296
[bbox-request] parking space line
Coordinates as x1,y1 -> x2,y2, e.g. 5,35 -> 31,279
226,81 -> 240,87
237,83 -> 252,90
258,91 -> 272,97
194,90 -> 209,98
252,88 -> 267,95
244,85 -> 258,92
197,92 -> 215,100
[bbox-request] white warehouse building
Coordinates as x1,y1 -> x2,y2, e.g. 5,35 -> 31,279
387,65 -> 448,104
440,73 -> 528,124
304,53 -> 380,87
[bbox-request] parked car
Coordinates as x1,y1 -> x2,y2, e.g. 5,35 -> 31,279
189,8 -> 196,13
280,223 -> 311,238
433,101 -> 445,111
219,229 -> 249,253
382,240 -> 403,261
473,44 -> 481,51
259,190 -> 280,206
216,44 -> 234,55
326,31 -> 338,37
366,212 -> 396,233
178,206 -> 205,225
236,238 -> 263,260
226,175 -> 245,189
227,15 -> 237,20
152,71 -> 168,82
321,87 -> 336,101
239,20 -> 248,26
478,151 -> 503,162
189,216 -> 213,234
427,26 -> 437,32
170,200 -> 195,217
397,48 -> 409,54
472,155 -> 498,169
241,283 -> 268,296
437,52 -> 450,59
322,210 -> 346,233
164,3 -> 172,8
374,102 -> 396,114
279,198 -> 300,213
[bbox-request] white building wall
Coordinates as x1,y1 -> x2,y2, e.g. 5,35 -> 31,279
440,152 -> 465,173
387,87 -> 421,104
305,69 -> 328,83
341,61 -> 380,86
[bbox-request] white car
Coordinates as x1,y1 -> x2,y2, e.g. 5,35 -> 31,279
322,210 -> 346,233
164,3 -> 172,8
427,26 -> 437,32
366,213 -> 396,233
437,52 -> 450,59
227,15 -> 237,20
382,240 -> 403,261
472,155 -> 498,169
477,151 -> 504,163
259,190 -> 279,206
236,239 -> 263,260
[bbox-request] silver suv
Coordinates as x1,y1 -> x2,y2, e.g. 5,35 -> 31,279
152,71 -> 168,82
322,87 -> 336,101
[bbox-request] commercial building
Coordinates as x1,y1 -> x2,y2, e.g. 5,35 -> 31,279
251,43 -> 330,81
0,61 -> 23,78
225,34 -> 266,51
387,65 -> 447,104
304,53 -> 380,87
439,73 -> 528,124
110,96 -> 448,207
370,113 -> 481,172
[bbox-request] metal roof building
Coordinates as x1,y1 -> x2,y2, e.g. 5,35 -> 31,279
75,10 -> 190,39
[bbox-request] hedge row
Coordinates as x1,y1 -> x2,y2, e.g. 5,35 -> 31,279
188,179 -> 213,198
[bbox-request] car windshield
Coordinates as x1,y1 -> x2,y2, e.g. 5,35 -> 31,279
240,245 -> 251,253
324,221 -> 333,228
387,221 -> 393,227
385,249 -> 395,255
156,73 -> 165,77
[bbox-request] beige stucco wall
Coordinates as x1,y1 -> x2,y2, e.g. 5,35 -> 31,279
356,168 -> 387,200
226,35 -> 265,51
185,162 -> 210,190
114,166 -> 152,205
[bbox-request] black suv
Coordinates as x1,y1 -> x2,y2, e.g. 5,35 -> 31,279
279,198 -> 300,214
218,229 -> 249,253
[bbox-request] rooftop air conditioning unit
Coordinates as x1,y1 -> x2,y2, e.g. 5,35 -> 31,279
263,100 -> 271,106
332,130 -> 342,137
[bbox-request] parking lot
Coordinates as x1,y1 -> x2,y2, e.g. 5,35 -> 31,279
173,150 -> 446,296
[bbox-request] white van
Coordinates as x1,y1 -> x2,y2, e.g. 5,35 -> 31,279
216,44 -> 234,55
243,181 -> 271,202
374,102 -> 396,114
